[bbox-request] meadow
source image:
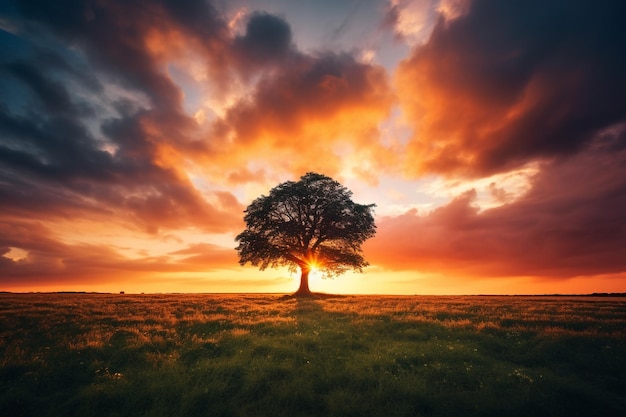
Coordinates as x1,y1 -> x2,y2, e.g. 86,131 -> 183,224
1,293 -> 625,417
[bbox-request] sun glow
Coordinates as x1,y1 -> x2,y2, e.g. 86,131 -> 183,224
306,260 -> 324,284
304,257 -> 325,281
306,260 -> 321,272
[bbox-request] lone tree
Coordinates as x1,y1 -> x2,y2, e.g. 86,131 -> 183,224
235,172 -> 376,296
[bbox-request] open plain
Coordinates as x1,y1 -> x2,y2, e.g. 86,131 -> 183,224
1,293 -> 625,416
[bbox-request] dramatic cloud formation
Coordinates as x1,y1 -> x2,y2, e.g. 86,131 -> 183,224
368,134 -> 626,279
396,0 -> 626,177
209,50 -> 395,182
371,0 -> 626,290
1,0 -> 625,294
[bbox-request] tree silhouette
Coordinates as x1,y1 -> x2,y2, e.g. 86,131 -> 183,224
235,172 -> 376,296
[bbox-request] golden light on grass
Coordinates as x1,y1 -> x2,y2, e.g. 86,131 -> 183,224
1,293 -> 625,416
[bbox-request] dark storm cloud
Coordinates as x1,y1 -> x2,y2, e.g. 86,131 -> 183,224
0,0 -> 244,239
0,108 -> 243,235
397,0 -> 626,176
14,0 -> 229,110
3,60 -> 77,116
0,108 -> 112,181
234,12 -> 293,66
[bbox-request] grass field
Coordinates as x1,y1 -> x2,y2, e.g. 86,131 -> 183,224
1,293 -> 625,417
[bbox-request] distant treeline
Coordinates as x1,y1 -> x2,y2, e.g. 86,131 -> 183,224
587,293 -> 626,297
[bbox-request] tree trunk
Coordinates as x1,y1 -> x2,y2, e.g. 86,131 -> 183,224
294,268 -> 312,297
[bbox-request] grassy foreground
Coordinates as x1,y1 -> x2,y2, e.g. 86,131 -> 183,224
1,293 -> 625,417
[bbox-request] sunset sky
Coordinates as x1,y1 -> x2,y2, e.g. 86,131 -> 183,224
1,0 -> 625,295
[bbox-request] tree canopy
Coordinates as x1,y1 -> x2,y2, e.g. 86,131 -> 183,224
235,172 -> 376,296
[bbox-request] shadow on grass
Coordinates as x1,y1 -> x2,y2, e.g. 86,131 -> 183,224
280,292 -> 348,318
279,292 -> 347,301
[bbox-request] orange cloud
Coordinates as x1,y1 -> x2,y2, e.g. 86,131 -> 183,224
366,138 -> 626,279
204,52 -> 397,183
395,0 -> 626,178
0,218 -> 241,289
